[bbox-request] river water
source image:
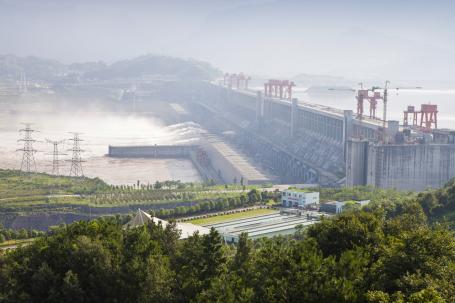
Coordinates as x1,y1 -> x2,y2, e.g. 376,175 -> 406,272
0,109 -> 204,185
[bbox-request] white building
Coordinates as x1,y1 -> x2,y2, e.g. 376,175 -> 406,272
281,190 -> 319,208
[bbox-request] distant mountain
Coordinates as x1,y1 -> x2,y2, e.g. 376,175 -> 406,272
84,55 -> 221,81
0,55 -> 66,81
68,61 -> 108,74
0,54 -> 221,82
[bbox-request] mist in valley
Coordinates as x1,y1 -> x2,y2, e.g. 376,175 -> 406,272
0,98 -> 206,184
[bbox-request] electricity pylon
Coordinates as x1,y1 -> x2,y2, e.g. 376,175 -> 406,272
19,71 -> 28,94
67,132 -> 85,177
46,139 -> 66,175
17,123 -> 37,174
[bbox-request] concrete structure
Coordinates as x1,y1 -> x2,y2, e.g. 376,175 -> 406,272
168,80 -> 455,191
108,141 -> 272,185
180,81 -> 388,186
202,211 -> 323,243
125,209 -> 210,239
319,201 -> 344,214
319,200 -> 370,214
108,145 -> 195,158
281,190 -> 319,208
108,144 -> 222,183
346,140 -> 455,191
201,135 -> 272,185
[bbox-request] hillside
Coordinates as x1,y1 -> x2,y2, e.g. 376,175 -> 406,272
0,54 -> 66,81
0,170 -> 275,230
2,168 -> 455,231
0,54 -> 220,82
0,200 -> 453,302
84,55 -> 221,81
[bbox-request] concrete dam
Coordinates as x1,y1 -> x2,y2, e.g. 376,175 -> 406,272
164,80 -> 455,191
108,141 -> 273,185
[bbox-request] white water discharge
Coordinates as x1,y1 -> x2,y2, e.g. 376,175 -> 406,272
0,110 -> 205,185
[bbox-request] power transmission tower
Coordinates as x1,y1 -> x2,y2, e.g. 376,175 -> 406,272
19,71 -> 28,94
46,139 -> 66,175
17,123 -> 37,174
67,133 -> 85,177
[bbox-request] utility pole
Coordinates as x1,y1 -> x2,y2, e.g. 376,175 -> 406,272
67,132 -> 85,177
17,123 -> 38,174
46,139 -> 66,175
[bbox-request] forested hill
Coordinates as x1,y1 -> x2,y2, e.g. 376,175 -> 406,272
84,55 -> 221,81
416,178 -> 455,228
0,197 -> 454,302
0,54 -> 220,82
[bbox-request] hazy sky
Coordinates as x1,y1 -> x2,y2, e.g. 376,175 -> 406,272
1,0 -> 454,80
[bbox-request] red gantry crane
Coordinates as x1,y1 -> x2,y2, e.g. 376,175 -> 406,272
371,81 -> 422,127
224,73 -> 251,90
331,81 -> 421,124
403,103 -> 438,131
264,79 -> 296,100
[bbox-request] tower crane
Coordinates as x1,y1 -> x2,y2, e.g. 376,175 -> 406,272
371,81 -> 422,127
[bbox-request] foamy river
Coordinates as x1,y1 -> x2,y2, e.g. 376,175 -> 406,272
0,109 -> 204,185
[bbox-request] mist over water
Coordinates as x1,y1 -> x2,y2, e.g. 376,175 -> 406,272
0,110 -> 205,185
1,83 -> 454,186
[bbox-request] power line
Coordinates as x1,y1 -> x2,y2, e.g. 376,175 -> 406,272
46,139 -> 66,175
17,123 -> 38,174
67,132 -> 85,177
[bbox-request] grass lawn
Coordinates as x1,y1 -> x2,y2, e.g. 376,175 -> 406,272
189,208 -> 278,225
0,238 -> 35,249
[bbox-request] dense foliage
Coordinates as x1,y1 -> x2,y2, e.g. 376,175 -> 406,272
1,201 -> 453,303
319,182 -> 455,229
416,179 -> 455,228
0,226 -> 45,244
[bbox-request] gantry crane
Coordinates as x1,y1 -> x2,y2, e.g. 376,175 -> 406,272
264,79 -> 295,100
223,73 -> 251,90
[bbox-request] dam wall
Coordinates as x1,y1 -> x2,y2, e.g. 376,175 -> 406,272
108,145 -> 195,158
346,140 -> 455,191
169,81 -> 455,190
183,83 -> 360,184
201,136 -> 272,185
107,143 -> 272,185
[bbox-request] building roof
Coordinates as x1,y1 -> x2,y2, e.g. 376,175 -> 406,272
125,209 -> 210,239
284,188 -> 317,193
205,212 -> 323,239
